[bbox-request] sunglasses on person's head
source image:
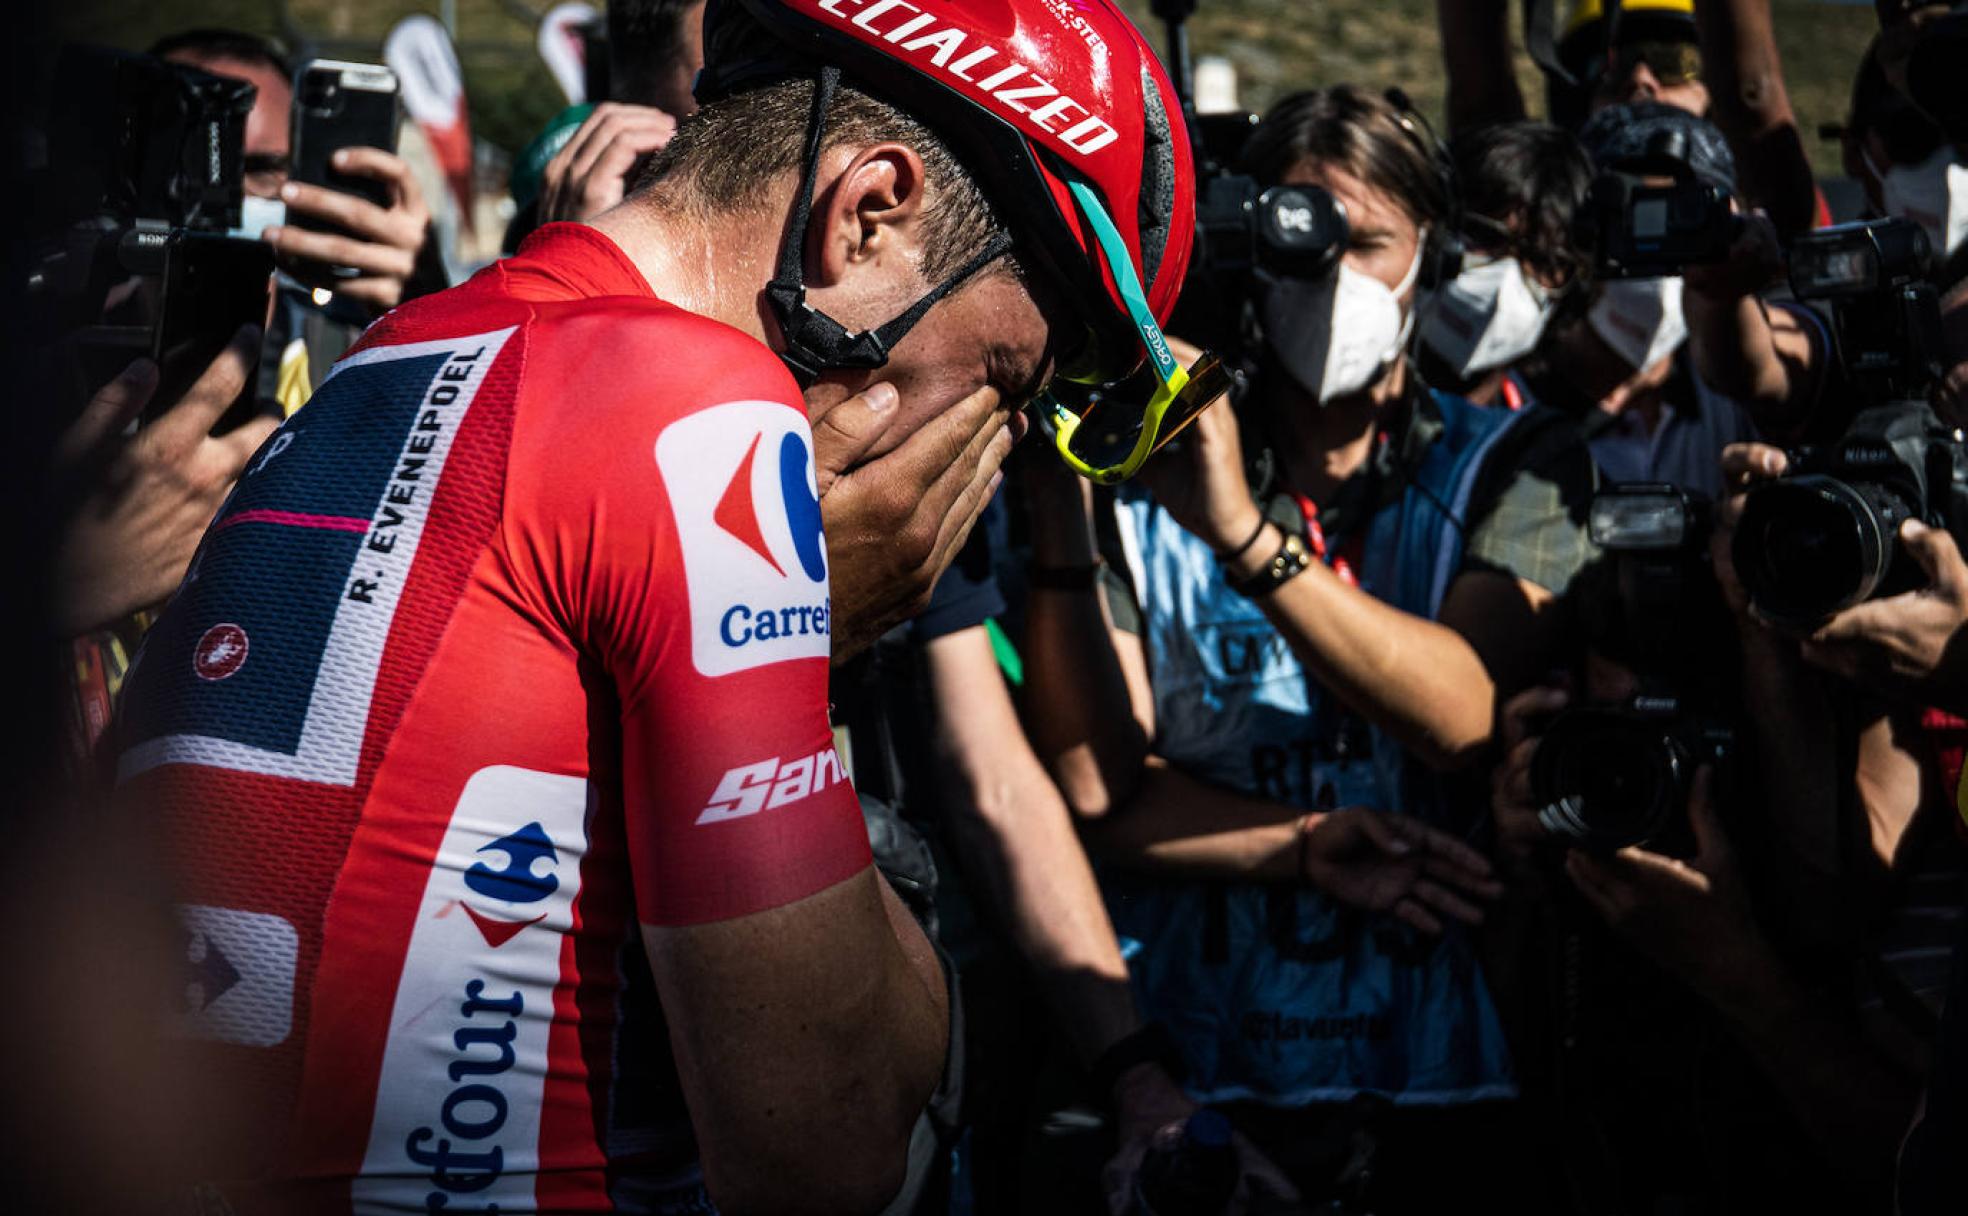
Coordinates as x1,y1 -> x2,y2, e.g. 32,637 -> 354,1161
1038,180 -> 1232,484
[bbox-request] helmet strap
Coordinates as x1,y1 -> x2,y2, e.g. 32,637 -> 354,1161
765,64 -> 1014,386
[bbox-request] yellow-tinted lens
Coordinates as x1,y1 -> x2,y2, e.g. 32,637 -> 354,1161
1051,352 -> 1233,483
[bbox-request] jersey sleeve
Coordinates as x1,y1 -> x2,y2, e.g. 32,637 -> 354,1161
504,307 -> 871,927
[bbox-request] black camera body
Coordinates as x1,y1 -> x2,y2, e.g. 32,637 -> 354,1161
39,45 -> 254,239
1734,403 -> 1968,627
1532,485 -> 1737,852
1580,138 -> 1735,279
1733,218 -> 1963,627
1532,696 -> 1732,852
29,45 -> 272,423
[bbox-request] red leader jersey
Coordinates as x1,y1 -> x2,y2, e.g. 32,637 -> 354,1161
114,224 -> 873,1214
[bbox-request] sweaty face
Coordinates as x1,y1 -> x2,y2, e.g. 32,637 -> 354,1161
163,51 -> 292,198
1282,158 -> 1425,310
812,257 -> 1065,464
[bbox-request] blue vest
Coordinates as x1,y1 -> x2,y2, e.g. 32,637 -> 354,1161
1109,390 -> 1520,1106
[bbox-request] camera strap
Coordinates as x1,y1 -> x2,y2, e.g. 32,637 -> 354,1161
765,65 -> 1016,386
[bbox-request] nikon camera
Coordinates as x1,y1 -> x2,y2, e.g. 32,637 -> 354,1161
1732,219 -> 1965,628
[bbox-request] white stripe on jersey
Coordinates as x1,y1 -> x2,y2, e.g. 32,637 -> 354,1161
353,765 -> 591,1214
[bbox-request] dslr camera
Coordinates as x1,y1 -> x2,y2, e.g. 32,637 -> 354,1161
1579,127 -> 1735,278
1531,485 -> 1735,852
1731,219 -> 1965,628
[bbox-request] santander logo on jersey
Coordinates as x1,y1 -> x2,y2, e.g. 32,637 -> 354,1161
657,402 -> 832,678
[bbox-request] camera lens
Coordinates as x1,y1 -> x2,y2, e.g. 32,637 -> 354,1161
1530,710 -> 1682,850
1733,476 -> 1899,625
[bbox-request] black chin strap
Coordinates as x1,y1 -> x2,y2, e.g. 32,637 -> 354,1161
765,65 -> 1016,385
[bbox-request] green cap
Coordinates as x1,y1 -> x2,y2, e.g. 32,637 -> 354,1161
510,103 -> 594,210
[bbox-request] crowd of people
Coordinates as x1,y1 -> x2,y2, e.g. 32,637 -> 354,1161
10,0 -> 1968,1213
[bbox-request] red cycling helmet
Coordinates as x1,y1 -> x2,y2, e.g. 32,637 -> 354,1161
697,0 -> 1198,392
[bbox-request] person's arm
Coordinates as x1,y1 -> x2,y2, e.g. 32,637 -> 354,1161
1086,757 -> 1500,933
523,325 -> 948,1213
1682,215 -> 1826,436
923,623 -> 1139,1063
646,874 -> 947,1214
1691,0 -> 1821,239
1436,0 -> 1529,134
1020,467 -> 1157,817
1566,773 -> 1919,1195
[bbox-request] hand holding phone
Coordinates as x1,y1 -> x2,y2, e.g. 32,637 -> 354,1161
267,60 -> 432,314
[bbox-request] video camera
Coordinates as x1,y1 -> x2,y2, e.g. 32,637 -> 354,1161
1578,128 -> 1734,279
1531,485 -> 1736,852
1150,0 -> 1353,352
28,45 -> 274,422
1731,218 -> 1965,628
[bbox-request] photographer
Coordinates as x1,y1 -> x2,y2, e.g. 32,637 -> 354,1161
1415,120 -> 1594,407
1843,38 -> 1967,294
1517,102 -> 1763,498
1437,0 -> 1823,238
153,29 -> 443,409
1024,84 -> 1596,1210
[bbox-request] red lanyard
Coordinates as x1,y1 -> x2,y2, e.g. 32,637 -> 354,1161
1292,494 -> 1361,588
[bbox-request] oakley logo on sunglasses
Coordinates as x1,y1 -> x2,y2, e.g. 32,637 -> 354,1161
816,0 -> 1121,155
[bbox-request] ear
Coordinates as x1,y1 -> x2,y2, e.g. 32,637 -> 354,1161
806,142 -> 930,290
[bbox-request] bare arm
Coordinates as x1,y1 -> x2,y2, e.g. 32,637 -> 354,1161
1436,0 -> 1529,134
1020,473 -> 1157,817
1682,215 -> 1825,436
1691,0 -> 1820,239
922,625 -> 1139,1064
644,870 -> 947,1215
1224,525 -> 1560,770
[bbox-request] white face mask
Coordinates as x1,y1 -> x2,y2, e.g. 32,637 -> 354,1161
1587,276 -> 1686,371
1418,255 -> 1555,379
232,194 -> 287,240
1872,145 -> 1968,263
1264,237 -> 1424,404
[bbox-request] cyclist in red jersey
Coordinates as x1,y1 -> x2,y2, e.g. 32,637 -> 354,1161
114,2 -> 1199,1212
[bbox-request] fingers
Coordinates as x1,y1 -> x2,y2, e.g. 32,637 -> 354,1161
1719,441 -> 1788,488
215,413 -> 280,471
57,358 -> 158,470
150,326 -> 260,445
1350,810 -> 1415,858
1500,684 -> 1567,752
545,104 -> 675,222
278,181 -> 395,242
1411,877 -> 1486,926
1899,519 -> 1968,599
1421,852 -> 1506,900
1684,767 -> 1733,870
266,224 -> 417,280
1390,896 -> 1445,936
811,382 -> 902,495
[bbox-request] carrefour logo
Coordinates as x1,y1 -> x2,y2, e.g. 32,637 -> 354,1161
657,402 -> 835,677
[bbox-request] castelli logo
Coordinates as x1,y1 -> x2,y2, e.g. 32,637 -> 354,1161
194,623 -> 250,682
815,0 -> 1122,155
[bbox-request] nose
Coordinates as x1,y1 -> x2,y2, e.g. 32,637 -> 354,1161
1619,61 -> 1662,104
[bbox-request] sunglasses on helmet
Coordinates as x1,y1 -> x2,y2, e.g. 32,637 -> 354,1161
1037,180 -> 1232,484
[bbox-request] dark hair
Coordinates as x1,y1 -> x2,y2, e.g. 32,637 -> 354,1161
147,27 -> 291,82
1238,85 -> 1451,230
1451,121 -> 1593,285
609,0 -> 700,104
639,75 -> 1011,284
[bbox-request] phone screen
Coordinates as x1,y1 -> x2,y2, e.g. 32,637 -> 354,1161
149,232 -> 275,428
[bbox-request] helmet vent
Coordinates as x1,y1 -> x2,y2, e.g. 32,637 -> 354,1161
1137,66 -> 1176,291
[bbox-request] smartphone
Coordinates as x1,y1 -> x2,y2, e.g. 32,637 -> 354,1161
289,60 -> 401,235
149,231 -> 276,429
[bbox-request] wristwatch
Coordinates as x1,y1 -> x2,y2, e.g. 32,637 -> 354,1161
1228,530 -> 1312,599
